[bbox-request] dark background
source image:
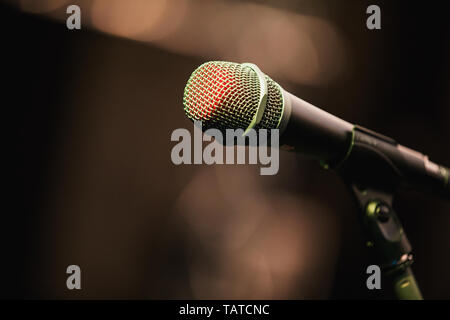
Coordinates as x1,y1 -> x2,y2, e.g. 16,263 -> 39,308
4,0 -> 450,299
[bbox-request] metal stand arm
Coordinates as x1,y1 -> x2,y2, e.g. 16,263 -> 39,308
347,184 -> 423,300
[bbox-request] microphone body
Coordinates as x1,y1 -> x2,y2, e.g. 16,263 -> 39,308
182,61 -> 449,199
279,90 -> 449,198
279,91 -> 353,162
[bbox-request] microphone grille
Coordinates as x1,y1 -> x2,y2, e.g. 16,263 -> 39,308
183,61 -> 283,132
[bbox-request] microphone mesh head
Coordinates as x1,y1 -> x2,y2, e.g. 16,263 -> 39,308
183,61 -> 284,132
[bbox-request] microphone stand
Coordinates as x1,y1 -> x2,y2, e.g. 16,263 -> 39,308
346,184 -> 423,300
333,126 -> 426,299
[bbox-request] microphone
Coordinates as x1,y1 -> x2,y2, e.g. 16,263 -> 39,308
182,61 -> 449,199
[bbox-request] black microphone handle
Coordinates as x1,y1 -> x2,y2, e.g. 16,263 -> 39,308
279,91 -> 353,162
279,90 -> 449,199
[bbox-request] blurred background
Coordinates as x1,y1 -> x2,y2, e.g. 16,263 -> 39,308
4,0 -> 450,299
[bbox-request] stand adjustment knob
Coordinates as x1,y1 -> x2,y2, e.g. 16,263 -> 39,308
376,203 -> 390,222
